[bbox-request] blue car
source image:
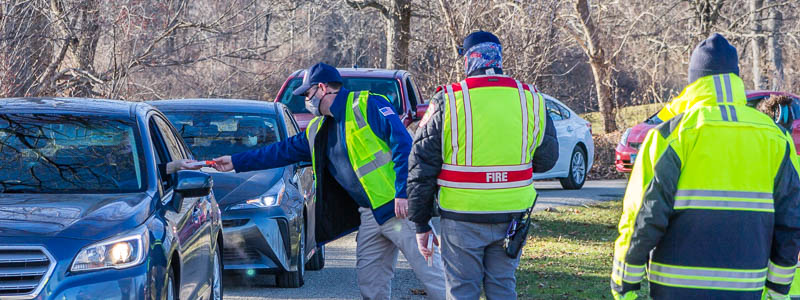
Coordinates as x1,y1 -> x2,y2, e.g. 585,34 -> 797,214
0,98 -> 223,299
150,99 -> 321,288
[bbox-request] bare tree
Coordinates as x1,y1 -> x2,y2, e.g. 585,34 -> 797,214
766,0 -> 784,90
750,0 -> 764,89
345,0 -> 411,70
568,0 -> 617,132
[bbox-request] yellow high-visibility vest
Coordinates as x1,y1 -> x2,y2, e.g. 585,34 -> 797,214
305,91 -> 395,210
437,75 -> 547,214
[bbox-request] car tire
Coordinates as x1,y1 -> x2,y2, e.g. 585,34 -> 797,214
559,146 -> 587,190
167,266 -> 177,300
210,243 -> 223,300
276,221 -> 305,288
305,245 -> 325,271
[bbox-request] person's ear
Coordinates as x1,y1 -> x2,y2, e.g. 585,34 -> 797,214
318,82 -> 327,95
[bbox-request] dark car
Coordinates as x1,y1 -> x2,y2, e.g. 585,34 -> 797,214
274,68 -> 428,131
0,98 -> 222,300
616,90 -> 800,173
150,99 -> 320,288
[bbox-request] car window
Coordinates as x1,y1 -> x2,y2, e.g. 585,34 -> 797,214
283,108 -> 298,137
149,118 -> 174,191
279,77 -> 309,114
557,103 -> 571,119
278,76 -> 403,115
0,113 -> 146,193
162,111 -> 281,160
546,100 -> 563,121
154,116 -> 186,161
344,77 -> 402,113
406,77 -> 418,111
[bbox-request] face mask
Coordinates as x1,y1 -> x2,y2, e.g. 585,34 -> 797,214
305,88 -> 337,117
305,94 -> 322,116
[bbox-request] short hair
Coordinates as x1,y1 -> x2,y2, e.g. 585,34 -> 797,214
326,82 -> 342,90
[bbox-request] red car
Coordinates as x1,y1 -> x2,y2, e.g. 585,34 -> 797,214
616,90 -> 800,173
273,68 -> 428,131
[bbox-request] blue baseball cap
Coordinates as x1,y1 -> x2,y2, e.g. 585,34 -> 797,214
292,62 -> 343,96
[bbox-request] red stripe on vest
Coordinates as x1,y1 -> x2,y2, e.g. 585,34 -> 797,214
438,168 -> 533,183
447,76 -> 535,93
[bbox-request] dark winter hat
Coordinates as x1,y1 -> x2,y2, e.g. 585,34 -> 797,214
688,33 -> 739,84
459,31 -> 501,56
292,62 -> 343,96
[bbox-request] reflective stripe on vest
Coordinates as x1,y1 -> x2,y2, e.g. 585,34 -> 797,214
768,260 -> 796,285
437,164 -> 533,189
649,262 -> 766,291
437,76 -> 546,214
673,189 -> 774,212
350,92 -> 394,177
611,258 -> 645,284
305,91 -> 396,210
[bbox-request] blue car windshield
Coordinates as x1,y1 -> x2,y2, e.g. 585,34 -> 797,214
279,77 -> 402,114
162,112 -> 281,160
0,114 -> 146,193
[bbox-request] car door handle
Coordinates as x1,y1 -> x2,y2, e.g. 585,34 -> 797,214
566,126 -> 574,132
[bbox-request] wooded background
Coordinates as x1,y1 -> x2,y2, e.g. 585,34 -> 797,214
1,0 -> 798,132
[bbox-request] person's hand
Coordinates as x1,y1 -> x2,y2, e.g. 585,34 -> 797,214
611,290 -> 637,300
415,231 -> 439,261
212,156 -> 235,172
394,198 -> 408,219
166,159 -> 200,174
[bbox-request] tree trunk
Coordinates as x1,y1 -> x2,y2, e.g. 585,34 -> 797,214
575,0 -> 617,132
384,0 -> 410,70
767,1 -> 784,90
750,0 -> 764,89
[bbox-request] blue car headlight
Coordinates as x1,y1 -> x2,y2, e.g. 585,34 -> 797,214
71,226 -> 148,272
228,181 -> 286,210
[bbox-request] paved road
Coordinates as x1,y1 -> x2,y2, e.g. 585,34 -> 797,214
224,180 -> 627,300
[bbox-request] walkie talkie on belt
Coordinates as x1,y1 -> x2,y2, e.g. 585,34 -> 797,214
504,197 -> 535,258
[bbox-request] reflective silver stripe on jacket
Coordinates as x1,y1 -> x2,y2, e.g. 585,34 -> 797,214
460,81 -> 474,166
437,178 -> 533,189
445,85 -> 458,165
355,150 -> 393,178
649,274 -> 765,290
441,164 -> 531,172
674,189 -> 774,211
768,260 -> 796,285
351,91 -> 367,128
713,74 -> 734,103
516,80 -> 528,164
649,263 -> 766,290
612,259 -> 645,283
527,84 -> 541,150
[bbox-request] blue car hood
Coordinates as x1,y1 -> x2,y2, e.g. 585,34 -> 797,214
0,192 -> 153,241
211,168 -> 283,210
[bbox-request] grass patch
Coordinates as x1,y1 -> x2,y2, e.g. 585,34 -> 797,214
582,103 -> 663,134
517,201 -> 650,299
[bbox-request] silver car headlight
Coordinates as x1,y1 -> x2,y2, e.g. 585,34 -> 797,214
228,181 -> 286,210
71,226 -> 148,272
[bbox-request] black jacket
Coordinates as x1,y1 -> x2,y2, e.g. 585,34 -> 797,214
408,77 -> 559,233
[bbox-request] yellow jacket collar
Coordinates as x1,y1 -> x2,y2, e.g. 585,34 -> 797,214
657,73 -> 746,121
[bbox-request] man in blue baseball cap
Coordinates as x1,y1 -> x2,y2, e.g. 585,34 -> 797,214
212,62 -> 445,299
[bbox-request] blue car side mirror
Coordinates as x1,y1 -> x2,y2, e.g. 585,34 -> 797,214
172,170 -> 213,211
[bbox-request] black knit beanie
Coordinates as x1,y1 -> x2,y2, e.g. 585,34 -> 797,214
688,33 -> 739,84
